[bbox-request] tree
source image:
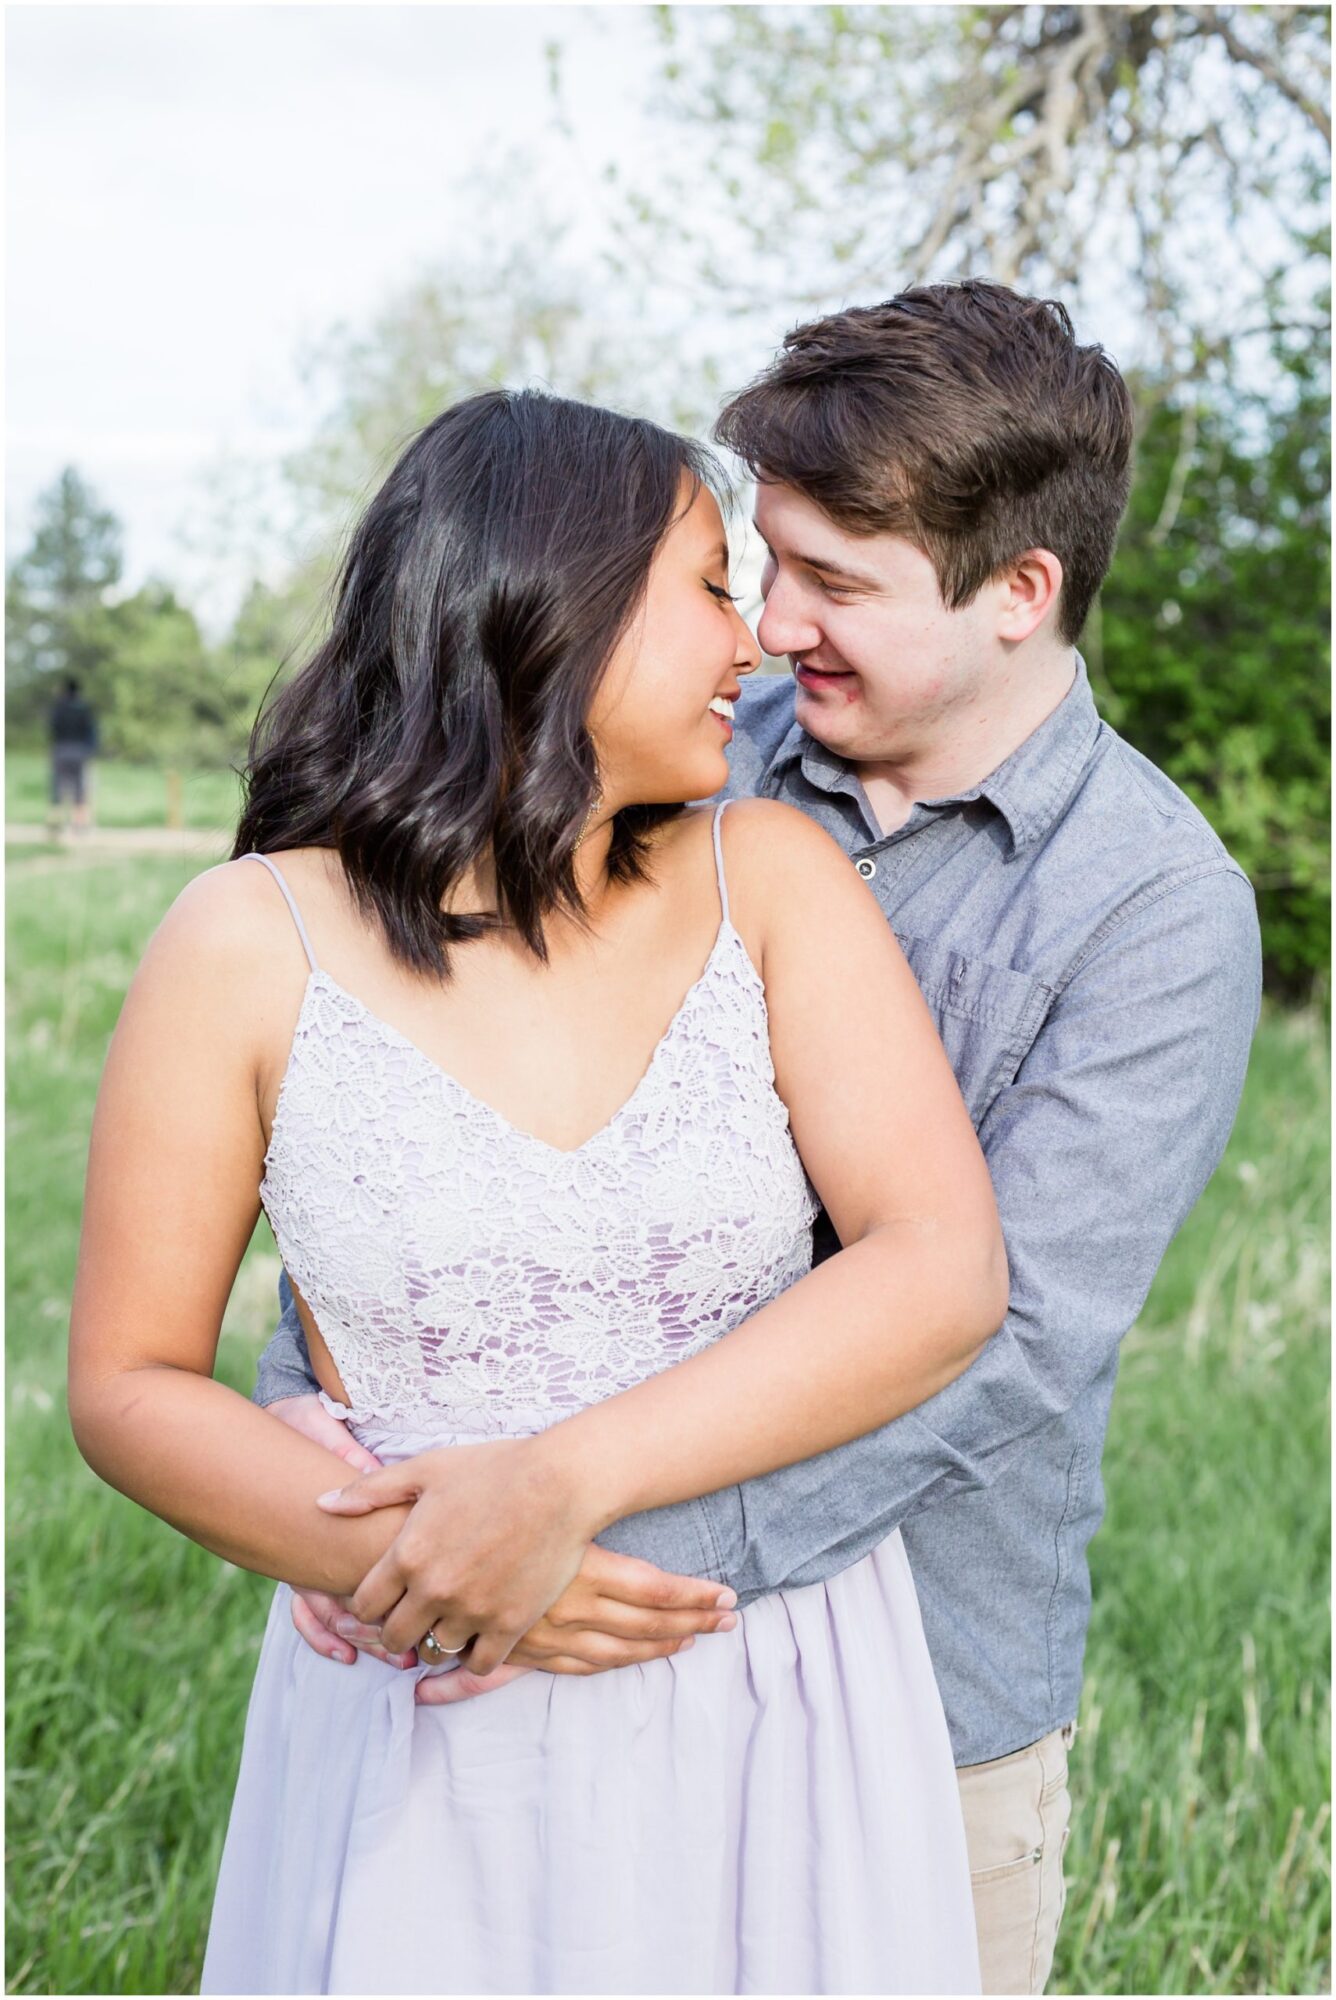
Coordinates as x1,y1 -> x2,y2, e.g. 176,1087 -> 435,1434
15,464 -> 122,610
91,583 -> 215,767
278,174 -> 692,560
213,577 -> 317,754
6,466 -> 124,737
1098,322 -> 1330,992
189,174 -> 719,779
588,5 -> 1330,392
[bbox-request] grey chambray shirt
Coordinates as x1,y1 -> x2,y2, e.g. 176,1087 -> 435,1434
255,658 -> 1262,1766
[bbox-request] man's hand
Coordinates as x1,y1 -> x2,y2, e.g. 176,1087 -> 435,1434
290,1586 -> 420,1670
267,1394 -> 415,1669
415,1546 -> 738,1704
267,1391 -> 381,1474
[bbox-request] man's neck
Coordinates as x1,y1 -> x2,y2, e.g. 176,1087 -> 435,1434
856,650 -> 1078,836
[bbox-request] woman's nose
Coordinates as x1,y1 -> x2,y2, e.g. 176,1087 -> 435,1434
733,606 -> 762,675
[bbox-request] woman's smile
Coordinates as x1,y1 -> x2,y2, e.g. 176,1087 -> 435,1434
708,690 -> 739,738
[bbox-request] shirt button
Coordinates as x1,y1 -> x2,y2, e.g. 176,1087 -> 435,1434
855,857 -> 877,880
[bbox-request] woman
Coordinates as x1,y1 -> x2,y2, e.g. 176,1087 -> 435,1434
68,390 -> 1006,1995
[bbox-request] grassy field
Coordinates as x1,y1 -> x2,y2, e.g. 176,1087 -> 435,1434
6,847 -> 1330,1995
6,751 -> 243,833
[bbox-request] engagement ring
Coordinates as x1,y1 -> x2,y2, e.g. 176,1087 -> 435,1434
419,1630 -> 467,1663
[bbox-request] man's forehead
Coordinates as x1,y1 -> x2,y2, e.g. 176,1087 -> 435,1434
753,480 -> 850,542
751,483 -> 913,582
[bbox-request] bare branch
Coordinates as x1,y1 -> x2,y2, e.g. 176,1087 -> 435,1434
901,67 -> 1052,281
1195,5 -> 1331,145
1149,399 -> 1201,544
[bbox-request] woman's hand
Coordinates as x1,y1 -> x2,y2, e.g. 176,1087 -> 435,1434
316,1434 -> 600,1675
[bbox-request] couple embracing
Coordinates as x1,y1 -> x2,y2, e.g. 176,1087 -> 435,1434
69,280 -> 1260,1996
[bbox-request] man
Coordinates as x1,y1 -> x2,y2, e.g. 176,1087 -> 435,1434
48,674 -> 99,835
253,281 -> 1261,1993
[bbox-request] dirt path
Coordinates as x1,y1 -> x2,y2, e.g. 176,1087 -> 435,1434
6,824 -> 231,875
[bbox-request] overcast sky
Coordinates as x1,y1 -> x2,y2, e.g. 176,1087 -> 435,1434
7,5 -> 668,628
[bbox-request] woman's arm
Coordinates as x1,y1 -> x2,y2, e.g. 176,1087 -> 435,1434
535,797 -> 1008,1524
333,800 -> 1008,1668
66,863 -> 422,1596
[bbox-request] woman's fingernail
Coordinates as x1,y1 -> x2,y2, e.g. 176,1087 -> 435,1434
716,1588 -> 737,1609
315,1489 -> 343,1507
680,1637 -> 696,1650
715,1614 -> 737,1631
334,1616 -> 362,1639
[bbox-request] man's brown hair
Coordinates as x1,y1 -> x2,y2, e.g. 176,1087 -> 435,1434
715,280 -> 1134,644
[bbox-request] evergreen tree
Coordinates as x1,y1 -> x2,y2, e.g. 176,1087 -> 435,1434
6,466 -> 124,737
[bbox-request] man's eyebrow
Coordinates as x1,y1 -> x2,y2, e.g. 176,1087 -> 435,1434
751,520 -> 881,590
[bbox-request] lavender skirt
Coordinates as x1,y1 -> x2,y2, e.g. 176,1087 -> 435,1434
202,1421 -> 981,1996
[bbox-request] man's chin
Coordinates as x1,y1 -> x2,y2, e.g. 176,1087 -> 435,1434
795,684 -> 897,762
794,681 -> 861,736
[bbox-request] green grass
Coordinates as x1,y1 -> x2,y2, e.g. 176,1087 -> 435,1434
6,853 -> 1330,1995
6,751 -> 243,832
1052,1006 -> 1331,1996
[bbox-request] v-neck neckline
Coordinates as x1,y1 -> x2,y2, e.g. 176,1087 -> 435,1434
267,918 -> 756,1165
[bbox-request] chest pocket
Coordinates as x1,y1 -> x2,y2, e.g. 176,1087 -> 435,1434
892,930 -> 1055,1126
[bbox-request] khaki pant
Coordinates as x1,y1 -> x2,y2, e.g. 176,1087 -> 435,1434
957,1722 -> 1075,1995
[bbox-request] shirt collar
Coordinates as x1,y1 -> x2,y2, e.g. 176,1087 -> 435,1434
769,655 -> 1102,856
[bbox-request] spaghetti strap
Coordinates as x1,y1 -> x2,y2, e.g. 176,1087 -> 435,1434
240,852 -> 320,973
711,800 -> 732,928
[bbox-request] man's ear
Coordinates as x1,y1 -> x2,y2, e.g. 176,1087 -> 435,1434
997,549 -> 1063,644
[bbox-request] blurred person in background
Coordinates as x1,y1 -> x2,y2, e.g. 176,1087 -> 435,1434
48,674 -> 98,835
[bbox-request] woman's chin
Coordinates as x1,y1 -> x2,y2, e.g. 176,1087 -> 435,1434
633,742 -> 730,807
658,759 -> 731,802
692,749 -> 731,796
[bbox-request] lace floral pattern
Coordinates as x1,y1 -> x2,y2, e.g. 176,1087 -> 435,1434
260,920 -> 820,1432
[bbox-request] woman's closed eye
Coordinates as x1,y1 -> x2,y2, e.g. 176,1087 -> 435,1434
705,581 -> 739,603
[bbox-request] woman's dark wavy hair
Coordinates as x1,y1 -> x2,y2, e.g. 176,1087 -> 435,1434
234,389 -> 724,976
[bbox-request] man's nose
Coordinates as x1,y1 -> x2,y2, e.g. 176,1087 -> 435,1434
757,578 -> 822,661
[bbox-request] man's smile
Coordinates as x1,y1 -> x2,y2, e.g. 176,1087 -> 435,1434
794,658 -> 858,692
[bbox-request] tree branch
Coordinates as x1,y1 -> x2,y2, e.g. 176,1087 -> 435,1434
1195,5 -> 1331,146
1149,399 -> 1201,544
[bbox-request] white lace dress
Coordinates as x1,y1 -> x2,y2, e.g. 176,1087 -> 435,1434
202,803 -> 980,1995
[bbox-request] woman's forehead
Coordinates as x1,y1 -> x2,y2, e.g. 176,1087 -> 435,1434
674,480 -> 727,551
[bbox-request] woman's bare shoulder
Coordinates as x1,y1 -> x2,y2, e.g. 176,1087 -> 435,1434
667,798 -> 857,979
717,797 -> 857,921
673,796 -> 837,858
720,796 -> 838,849
140,853 -> 320,992
92,858 -> 309,1103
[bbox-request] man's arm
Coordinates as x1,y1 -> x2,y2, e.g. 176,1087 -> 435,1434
598,866 -> 1263,1599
